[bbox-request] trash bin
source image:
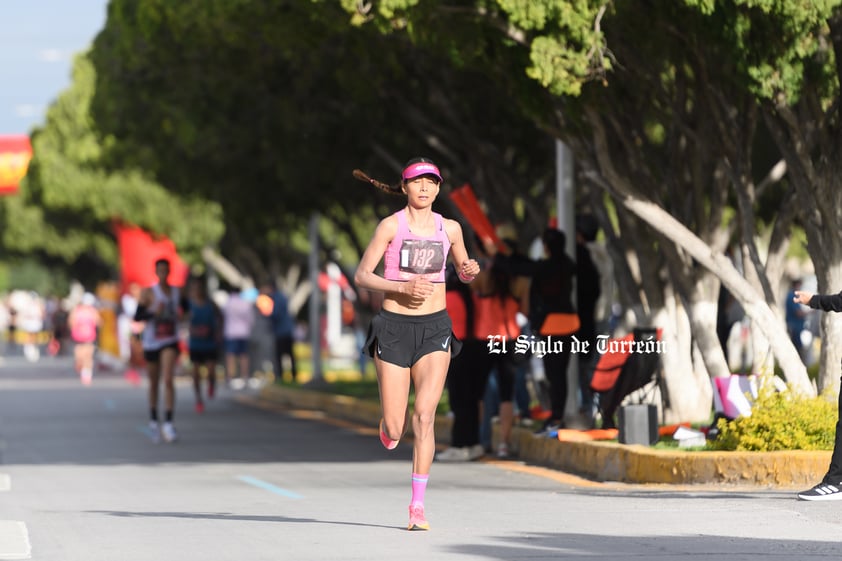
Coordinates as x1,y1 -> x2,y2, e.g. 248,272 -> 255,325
618,404 -> 658,445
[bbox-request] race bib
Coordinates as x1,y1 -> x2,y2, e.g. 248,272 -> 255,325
155,319 -> 176,339
399,239 -> 445,276
191,324 -> 211,339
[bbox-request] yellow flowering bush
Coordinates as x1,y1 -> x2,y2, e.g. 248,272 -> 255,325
711,378 -> 837,452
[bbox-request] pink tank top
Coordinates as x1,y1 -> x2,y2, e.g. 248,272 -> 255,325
383,209 -> 451,283
71,306 -> 98,343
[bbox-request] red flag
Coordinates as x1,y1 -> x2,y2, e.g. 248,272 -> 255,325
114,223 -> 189,291
448,183 -> 506,252
0,135 -> 32,195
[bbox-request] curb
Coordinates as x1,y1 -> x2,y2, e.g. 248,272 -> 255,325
509,430 -> 830,486
257,384 -> 830,488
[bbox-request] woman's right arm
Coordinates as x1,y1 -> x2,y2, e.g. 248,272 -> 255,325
354,216 -> 407,295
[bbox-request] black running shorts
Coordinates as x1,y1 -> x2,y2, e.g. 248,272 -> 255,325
364,309 -> 461,368
143,342 -> 180,364
189,349 -> 219,364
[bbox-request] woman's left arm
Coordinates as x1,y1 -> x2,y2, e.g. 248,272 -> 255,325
445,219 -> 480,283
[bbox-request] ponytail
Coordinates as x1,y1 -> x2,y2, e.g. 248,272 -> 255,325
352,169 -> 403,196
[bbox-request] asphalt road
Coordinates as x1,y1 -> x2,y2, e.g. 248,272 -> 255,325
1,353 -> 841,560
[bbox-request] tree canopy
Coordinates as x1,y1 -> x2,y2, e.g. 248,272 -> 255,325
88,0 -> 563,272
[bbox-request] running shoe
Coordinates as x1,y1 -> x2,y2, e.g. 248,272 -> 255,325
496,442 -> 510,459
407,504 -> 429,531
161,422 -> 178,443
195,402 -> 205,414
379,419 -> 399,450
148,421 -> 161,444
797,481 -> 842,501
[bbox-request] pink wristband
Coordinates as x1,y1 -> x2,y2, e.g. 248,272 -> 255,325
458,270 -> 475,283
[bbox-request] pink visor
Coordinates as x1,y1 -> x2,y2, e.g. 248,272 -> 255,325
402,162 -> 442,182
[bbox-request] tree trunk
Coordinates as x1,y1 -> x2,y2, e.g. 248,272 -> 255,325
626,195 -> 811,393
582,108 -> 813,395
585,170 -> 814,395
687,293 -> 731,380
654,302 -> 712,423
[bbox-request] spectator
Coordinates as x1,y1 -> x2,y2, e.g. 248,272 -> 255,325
786,278 -> 808,359
436,264 -> 485,462
270,281 -> 298,383
473,240 -> 522,458
793,286 -> 842,500
492,228 -> 577,432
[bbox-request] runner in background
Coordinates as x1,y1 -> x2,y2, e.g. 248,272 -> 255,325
68,293 -> 101,386
135,258 -> 182,443
184,275 -> 222,412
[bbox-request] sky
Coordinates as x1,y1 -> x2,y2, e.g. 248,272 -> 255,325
0,1 -> 109,135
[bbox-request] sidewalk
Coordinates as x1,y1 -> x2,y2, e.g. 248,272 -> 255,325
256,383 -> 830,488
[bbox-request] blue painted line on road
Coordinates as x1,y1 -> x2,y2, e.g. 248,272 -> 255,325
236,475 -> 303,499
136,424 -> 158,440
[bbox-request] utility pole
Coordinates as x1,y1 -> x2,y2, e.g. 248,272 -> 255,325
308,212 -> 323,384
556,140 -> 579,422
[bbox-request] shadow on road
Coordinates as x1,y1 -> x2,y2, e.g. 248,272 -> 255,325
446,531 -> 842,560
87,510 -> 401,531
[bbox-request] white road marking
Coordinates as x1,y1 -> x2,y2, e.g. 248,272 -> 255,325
0,520 -> 31,559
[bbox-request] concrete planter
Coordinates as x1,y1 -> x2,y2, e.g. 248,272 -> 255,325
259,385 -> 830,487
506,427 -> 830,486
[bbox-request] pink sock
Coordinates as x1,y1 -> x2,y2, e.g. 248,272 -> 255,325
411,473 -> 428,506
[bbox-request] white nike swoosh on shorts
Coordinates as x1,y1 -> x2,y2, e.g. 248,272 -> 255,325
442,336 -> 451,349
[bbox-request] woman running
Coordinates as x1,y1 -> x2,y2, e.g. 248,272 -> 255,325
185,276 -> 222,413
69,292 -> 101,386
354,157 -> 480,531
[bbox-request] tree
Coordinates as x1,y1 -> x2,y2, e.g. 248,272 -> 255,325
0,54 -> 224,285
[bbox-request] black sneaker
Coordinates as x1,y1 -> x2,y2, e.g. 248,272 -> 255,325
797,482 -> 842,501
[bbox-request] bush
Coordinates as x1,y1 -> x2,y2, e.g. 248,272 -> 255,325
710,378 -> 837,452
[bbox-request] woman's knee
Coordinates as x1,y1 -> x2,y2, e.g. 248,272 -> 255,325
411,410 -> 436,429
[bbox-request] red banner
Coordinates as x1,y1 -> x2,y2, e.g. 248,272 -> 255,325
114,223 -> 189,292
0,135 -> 32,195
